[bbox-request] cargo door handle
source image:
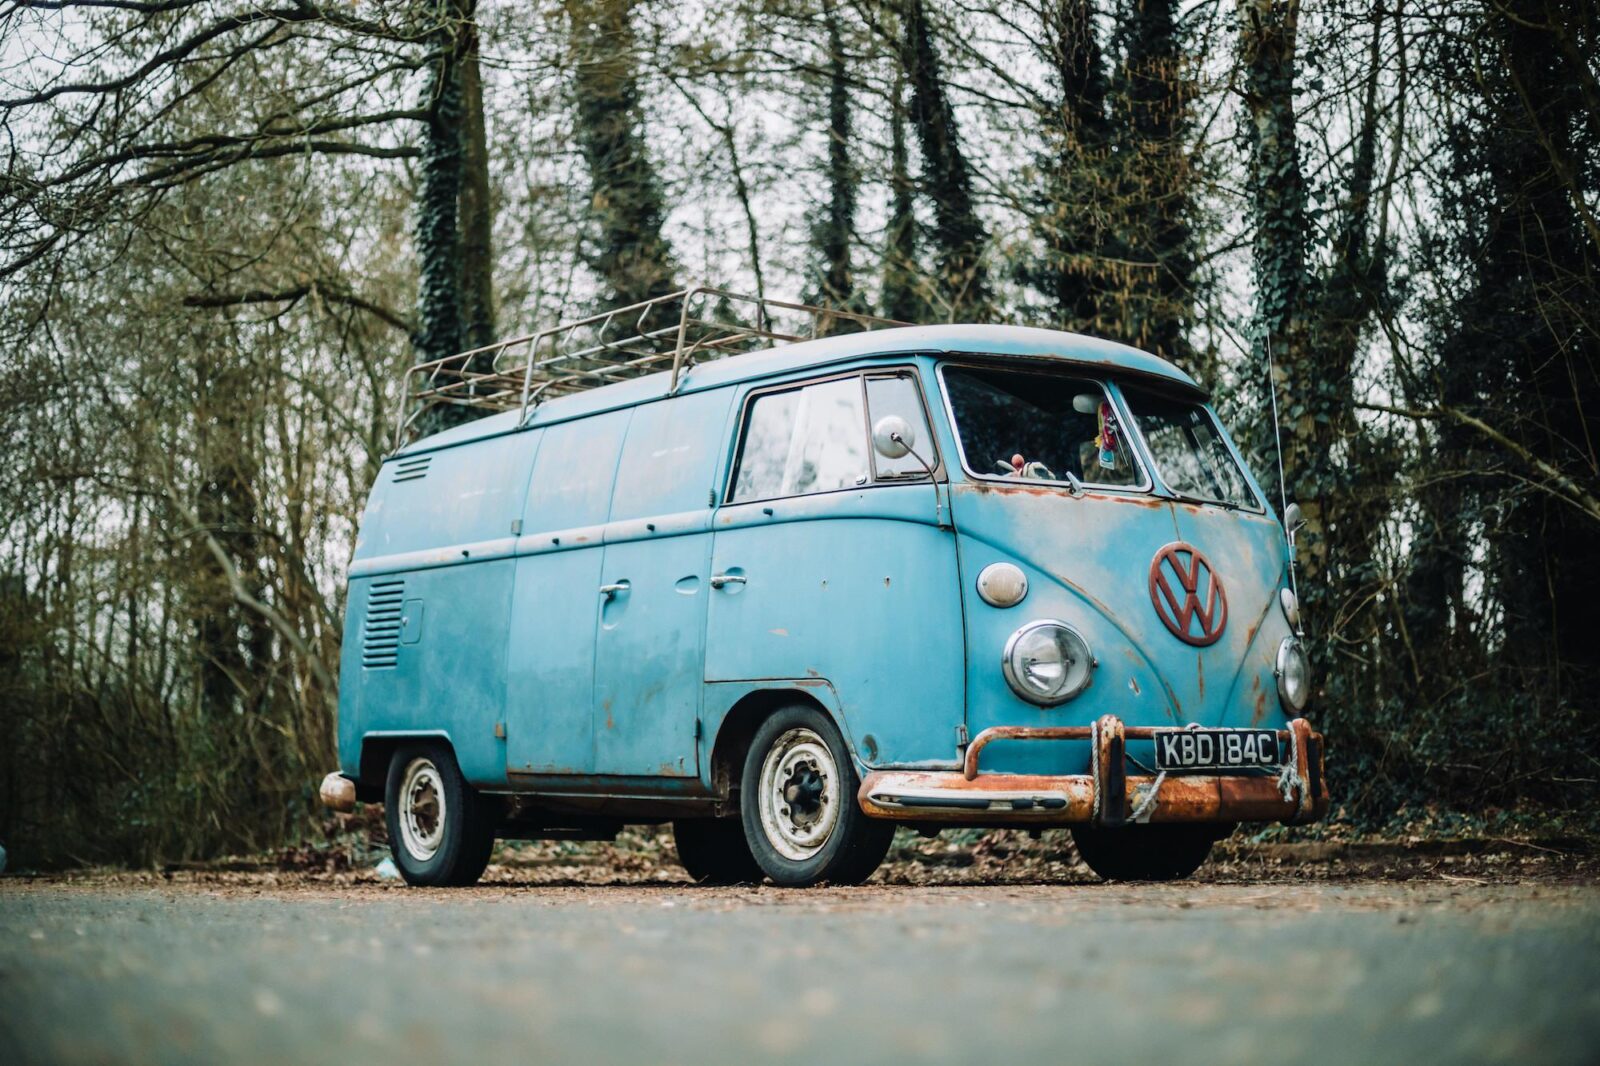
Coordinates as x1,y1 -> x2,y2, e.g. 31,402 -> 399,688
709,573 -> 746,589
600,581 -> 630,597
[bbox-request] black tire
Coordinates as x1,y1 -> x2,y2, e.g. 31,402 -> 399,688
1070,823 -> 1226,882
739,705 -> 894,887
384,742 -> 498,887
673,818 -> 763,885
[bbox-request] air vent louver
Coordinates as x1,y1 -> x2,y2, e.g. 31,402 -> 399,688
362,580 -> 405,669
392,456 -> 432,483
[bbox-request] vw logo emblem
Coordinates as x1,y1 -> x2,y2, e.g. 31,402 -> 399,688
1149,542 -> 1228,646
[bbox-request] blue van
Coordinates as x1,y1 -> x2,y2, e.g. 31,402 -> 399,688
319,287 -> 1327,886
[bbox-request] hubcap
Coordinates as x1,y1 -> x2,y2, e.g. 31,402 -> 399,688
398,757 -> 446,862
757,728 -> 841,861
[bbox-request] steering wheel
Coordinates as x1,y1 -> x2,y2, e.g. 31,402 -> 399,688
1022,461 -> 1056,481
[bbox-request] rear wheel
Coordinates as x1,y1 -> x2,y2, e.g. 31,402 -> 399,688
384,743 -> 497,887
739,705 -> 894,887
673,818 -> 762,885
1070,823 -> 1226,882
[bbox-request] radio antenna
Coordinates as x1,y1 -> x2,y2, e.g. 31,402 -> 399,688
1265,334 -> 1300,602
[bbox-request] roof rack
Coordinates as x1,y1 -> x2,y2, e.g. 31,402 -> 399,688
393,285 -> 909,449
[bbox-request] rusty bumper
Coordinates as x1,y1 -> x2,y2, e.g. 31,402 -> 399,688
858,716 -> 1328,827
319,771 -> 357,812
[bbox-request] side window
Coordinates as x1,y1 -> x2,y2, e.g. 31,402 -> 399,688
866,373 -> 936,479
729,377 -> 870,503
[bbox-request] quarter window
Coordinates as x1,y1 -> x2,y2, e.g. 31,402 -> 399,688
866,374 -> 936,479
729,377 -> 871,502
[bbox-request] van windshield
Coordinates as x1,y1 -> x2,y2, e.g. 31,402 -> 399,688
1120,387 -> 1257,510
942,366 -> 1142,487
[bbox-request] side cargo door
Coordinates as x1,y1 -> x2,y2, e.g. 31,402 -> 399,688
590,387 -> 736,778
504,409 -> 631,777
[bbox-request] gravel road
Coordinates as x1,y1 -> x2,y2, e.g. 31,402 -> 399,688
2,874 -> 1597,1065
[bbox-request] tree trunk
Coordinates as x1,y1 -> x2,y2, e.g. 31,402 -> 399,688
1237,0 -> 1319,577
900,0 -> 990,320
1021,0 -> 1109,332
569,0 -> 677,312
414,0 -> 469,366
1108,0 -> 1196,366
881,64 -> 922,323
811,0 -> 857,325
458,13 -> 497,353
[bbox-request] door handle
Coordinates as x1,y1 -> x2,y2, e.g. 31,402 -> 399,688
709,573 -> 747,589
600,581 -> 630,597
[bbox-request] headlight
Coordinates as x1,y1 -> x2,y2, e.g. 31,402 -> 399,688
1003,620 -> 1094,705
1279,587 -> 1301,631
1275,637 -> 1310,712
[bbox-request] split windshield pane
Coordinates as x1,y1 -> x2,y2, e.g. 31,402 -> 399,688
1121,388 -> 1256,509
941,365 -> 1141,487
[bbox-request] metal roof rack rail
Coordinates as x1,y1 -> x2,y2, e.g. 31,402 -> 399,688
392,284 -> 909,450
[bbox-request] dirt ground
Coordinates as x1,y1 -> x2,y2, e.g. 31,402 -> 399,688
51,821 -> 1596,892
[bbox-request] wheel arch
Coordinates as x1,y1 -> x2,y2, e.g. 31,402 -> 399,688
704,681 -> 856,803
357,730 -> 456,801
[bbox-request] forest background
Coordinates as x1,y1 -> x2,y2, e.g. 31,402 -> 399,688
1,0 -> 1595,868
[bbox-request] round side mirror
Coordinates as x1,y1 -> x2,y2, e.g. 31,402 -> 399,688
1283,502 -> 1305,535
872,415 -> 914,459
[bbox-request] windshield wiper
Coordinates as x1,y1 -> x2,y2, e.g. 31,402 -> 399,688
1168,490 -> 1240,511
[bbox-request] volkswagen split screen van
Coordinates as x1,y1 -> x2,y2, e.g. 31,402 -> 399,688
318,287 -> 1328,887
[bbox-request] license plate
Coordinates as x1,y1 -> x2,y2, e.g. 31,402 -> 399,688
1153,728 -> 1279,772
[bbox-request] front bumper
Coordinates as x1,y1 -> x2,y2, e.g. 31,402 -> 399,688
858,715 -> 1328,827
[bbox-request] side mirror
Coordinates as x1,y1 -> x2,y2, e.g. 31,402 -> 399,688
1283,502 -> 1306,537
872,415 -> 914,459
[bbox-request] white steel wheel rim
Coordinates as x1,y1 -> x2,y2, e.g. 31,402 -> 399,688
757,727 -> 842,861
399,757 -> 446,862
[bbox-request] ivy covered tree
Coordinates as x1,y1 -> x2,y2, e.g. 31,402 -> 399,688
1017,0 -> 1110,332
1236,0 -> 1387,615
899,0 -> 991,319
807,0 -> 860,324
881,64 -> 926,323
1105,0 -> 1197,365
413,0 -> 498,433
569,0 -> 678,311
1391,0 -> 1600,798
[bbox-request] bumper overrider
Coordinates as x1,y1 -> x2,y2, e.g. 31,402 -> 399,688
859,715 -> 1328,827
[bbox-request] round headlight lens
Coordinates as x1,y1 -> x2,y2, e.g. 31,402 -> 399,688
976,562 -> 1028,607
1279,587 -> 1301,631
1275,637 -> 1311,713
1003,621 -> 1094,705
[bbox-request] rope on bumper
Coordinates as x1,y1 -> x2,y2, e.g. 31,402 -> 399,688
1129,770 -> 1167,823
1090,717 -> 1101,822
1277,725 -> 1305,807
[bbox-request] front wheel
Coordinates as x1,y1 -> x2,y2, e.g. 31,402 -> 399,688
384,743 -> 498,887
1070,823 -> 1226,882
740,706 -> 894,887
